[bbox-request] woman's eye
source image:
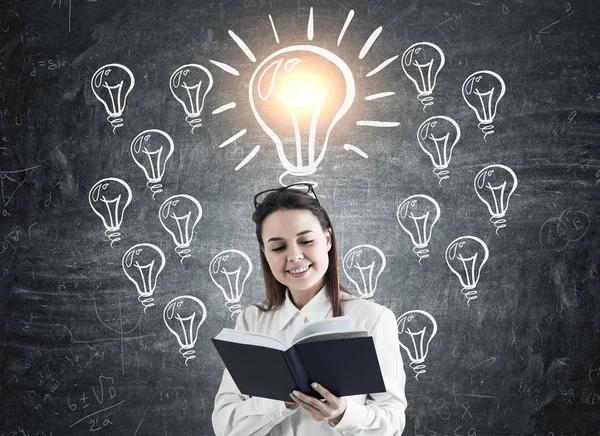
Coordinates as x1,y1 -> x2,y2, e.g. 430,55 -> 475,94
272,246 -> 285,252
300,240 -> 314,245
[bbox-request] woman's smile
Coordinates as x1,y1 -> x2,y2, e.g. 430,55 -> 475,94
287,264 -> 312,277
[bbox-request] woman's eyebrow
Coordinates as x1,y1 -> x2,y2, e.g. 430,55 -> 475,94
266,230 -> 314,243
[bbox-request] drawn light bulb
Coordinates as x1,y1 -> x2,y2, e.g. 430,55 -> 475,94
130,129 -> 174,199
397,195 -> 440,263
397,310 -> 437,380
122,243 -> 166,313
88,177 -> 132,246
462,70 -> 505,140
417,116 -> 461,185
474,164 -> 518,234
170,64 -> 214,134
163,295 -> 207,366
342,244 -> 386,299
445,236 -> 489,305
249,45 -> 355,183
401,42 -> 445,111
91,63 -> 135,133
209,249 -> 253,318
159,194 -> 202,263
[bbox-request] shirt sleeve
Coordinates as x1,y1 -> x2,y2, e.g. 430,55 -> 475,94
328,308 -> 407,436
211,307 -> 299,436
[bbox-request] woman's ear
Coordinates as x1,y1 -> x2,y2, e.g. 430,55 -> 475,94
325,228 -> 332,251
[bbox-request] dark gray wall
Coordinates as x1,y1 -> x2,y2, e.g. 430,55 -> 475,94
1,0 -> 599,435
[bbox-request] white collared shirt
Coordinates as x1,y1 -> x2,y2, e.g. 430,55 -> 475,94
212,287 -> 407,436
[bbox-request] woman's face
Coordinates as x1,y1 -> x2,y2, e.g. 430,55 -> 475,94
261,209 -> 332,299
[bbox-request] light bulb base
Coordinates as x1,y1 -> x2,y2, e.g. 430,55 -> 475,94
179,347 -> 196,366
147,181 -> 164,200
409,361 -> 427,381
138,295 -> 155,313
225,300 -> 243,319
432,167 -> 450,186
104,229 -> 122,247
175,245 -> 192,264
477,122 -> 495,140
461,287 -> 478,306
185,115 -> 203,134
412,246 -> 429,264
107,114 -> 124,134
490,216 -> 507,235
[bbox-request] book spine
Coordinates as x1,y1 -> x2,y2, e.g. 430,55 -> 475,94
284,347 -> 312,394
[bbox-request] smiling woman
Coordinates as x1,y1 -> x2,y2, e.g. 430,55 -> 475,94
211,184 -> 407,436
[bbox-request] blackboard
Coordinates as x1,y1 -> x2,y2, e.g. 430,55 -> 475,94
1,0 -> 599,435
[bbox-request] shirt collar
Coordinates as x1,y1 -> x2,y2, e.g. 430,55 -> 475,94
278,286 -> 333,330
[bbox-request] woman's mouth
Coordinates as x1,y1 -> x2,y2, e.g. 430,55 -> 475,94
287,265 -> 311,277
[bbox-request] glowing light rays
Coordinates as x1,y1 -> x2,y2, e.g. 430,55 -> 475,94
210,7 -> 398,173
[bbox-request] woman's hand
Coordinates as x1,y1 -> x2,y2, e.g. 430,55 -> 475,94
289,382 -> 347,425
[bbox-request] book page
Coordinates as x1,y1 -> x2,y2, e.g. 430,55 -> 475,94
214,328 -> 288,351
291,316 -> 366,345
293,330 -> 369,345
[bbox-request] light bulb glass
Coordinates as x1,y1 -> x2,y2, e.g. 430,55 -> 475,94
342,244 -> 386,298
249,45 -> 355,178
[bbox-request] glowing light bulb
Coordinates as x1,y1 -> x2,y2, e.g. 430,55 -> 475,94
163,295 -> 207,366
397,310 -> 437,380
462,70 -> 505,140
130,129 -> 174,199
91,63 -> 135,133
397,195 -> 440,263
209,249 -> 253,318
445,236 -> 489,305
417,115 -> 461,185
170,64 -> 214,134
249,45 -> 355,183
158,194 -> 202,263
401,42 -> 445,111
88,177 -> 132,246
474,164 -> 518,234
342,244 -> 386,299
122,243 -> 166,313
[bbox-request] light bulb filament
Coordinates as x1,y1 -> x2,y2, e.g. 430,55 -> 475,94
354,262 -> 376,296
134,261 -> 156,296
485,182 -> 508,216
457,253 -> 479,288
429,133 -> 451,167
413,60 -> 434,94
175,313 -> 198,348
101,195 -> 122,229
408,212 -> 431,247
474,88 -> 496,122
170,212 -> 192,247
406,327 -> 427,362
142,147 -> 164,181
181,81 -> 203,116
221,267 -> 242,302
103,82 -> 125,115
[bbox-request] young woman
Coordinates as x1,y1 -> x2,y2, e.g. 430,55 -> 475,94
212,183 -> 407,436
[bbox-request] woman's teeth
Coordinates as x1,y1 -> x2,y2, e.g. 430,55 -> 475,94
289,265 -> 310,274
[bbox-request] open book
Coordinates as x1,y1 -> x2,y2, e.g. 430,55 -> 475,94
212,316 -> 386,402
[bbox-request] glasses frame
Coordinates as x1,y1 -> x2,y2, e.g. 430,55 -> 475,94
253,183 -> 320,209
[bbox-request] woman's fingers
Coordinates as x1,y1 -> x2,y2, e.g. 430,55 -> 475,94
289,383 -> 347,422
311,382 -> 337,404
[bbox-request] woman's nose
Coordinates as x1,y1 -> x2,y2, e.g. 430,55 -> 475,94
288,245 -> 304,261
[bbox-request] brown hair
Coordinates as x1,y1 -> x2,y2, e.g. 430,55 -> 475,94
251,189 -> 350,317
